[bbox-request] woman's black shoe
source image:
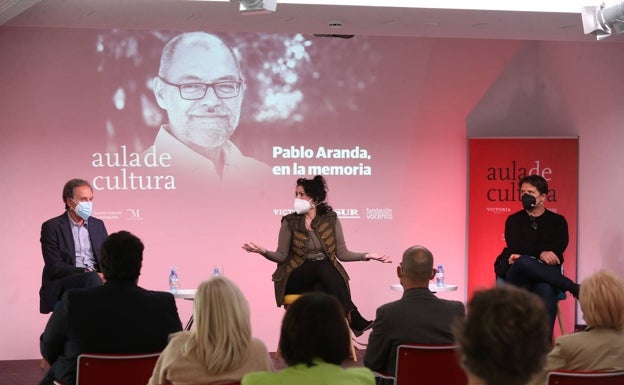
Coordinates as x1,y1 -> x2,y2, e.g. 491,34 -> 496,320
570,283 -> 580,299
349,309 -> 373,337
351,320 -> 373,337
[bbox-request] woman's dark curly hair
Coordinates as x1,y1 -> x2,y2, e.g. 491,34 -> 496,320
296,175 -> 333,215
453,285 -> 550,385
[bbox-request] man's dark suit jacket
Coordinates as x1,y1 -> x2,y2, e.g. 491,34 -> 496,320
363,287 -> 466,376
39,212 -> 108,313
39,281 -> 183,385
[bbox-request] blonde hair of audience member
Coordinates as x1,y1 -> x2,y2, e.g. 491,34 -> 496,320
580,269 -> 624,331
453,285 -> 551,385
526,269 -> 624,385
182,276 -> 252,374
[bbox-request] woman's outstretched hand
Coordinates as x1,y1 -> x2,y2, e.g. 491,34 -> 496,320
365,253 -> 392,263
242,242 -> 266,255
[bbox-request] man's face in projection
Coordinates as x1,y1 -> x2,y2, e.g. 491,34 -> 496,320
156,40 -> 244,151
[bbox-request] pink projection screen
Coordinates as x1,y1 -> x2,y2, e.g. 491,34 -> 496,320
76,30 -> 406,275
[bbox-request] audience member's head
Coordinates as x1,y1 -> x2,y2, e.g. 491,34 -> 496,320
398,245 -> 435,288
453,285 -> 550,385
580,269 -> 624,331
183,276 -> 252,374
279,292 -> 351,367
100,231 -> 143,282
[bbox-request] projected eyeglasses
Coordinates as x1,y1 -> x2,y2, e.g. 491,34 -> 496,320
159,77 -> 242,100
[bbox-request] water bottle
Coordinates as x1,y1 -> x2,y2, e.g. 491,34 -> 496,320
212,266 -> 221,276
436,264 -> 445,287
169,266 -> 180,293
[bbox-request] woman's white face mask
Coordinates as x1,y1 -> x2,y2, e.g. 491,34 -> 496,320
294,198 -> 312,214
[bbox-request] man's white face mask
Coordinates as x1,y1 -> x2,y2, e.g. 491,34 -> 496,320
73,200 -> 93,221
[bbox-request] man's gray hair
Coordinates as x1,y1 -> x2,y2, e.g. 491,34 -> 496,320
401,245 -> 434,281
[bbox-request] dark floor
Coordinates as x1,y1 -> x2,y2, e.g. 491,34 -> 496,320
2,348 -> 366,385
2,359 -> 49,385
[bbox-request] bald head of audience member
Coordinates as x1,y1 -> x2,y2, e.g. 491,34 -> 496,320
398,245 -> 436,290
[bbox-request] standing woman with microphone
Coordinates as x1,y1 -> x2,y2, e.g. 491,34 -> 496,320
243,175 -> 390,336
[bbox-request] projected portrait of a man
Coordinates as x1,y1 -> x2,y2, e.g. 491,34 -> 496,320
150,32 -> 271,187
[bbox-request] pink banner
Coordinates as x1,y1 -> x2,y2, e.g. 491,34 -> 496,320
468,137 -> 578,337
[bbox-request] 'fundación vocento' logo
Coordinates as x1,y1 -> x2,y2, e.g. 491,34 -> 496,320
366,208 -> 393,220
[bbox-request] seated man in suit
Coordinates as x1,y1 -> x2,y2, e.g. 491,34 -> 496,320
39,231 -> 183,385
364,245 -> 465,381
39,178 -> 108,314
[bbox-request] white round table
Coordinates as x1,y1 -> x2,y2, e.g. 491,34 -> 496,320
390,284 -> 458,292
172,289 -> 197,329
172,289 -> 196,299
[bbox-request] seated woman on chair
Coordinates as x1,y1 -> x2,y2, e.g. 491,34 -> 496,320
242,292 -> 375,385
528,269 -> 624,385
243,175 -> 390,336
148,276 -> 273,385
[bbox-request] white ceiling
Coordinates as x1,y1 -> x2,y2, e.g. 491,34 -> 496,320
1,0 -> 622,43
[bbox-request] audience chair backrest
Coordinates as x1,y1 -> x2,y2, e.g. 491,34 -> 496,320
547,370 -> 624,385
76,352 -> 161,385
394,344 -> 467,385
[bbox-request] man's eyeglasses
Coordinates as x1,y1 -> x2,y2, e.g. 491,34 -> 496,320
529,215 -> 538,231
158,77 -> 242,100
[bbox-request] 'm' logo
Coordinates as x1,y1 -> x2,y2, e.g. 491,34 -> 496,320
126,208 -> 143,220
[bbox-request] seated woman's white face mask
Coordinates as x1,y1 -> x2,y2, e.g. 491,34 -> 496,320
294,198 -> 313,214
